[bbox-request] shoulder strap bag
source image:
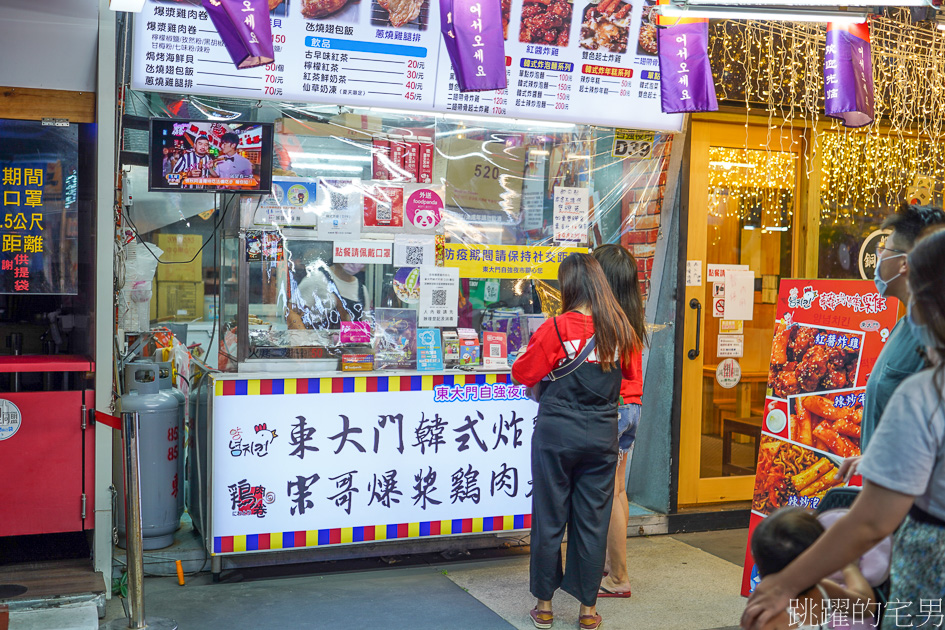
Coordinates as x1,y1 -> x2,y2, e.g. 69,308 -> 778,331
525,317 -> 596,403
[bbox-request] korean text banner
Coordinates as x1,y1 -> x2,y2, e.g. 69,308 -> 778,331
740,279 -> 899,596
824,22 -> 874,129
656,16 -> 717,114
0,121 -> 79,295
210,373 -> 536,553
443,243 -> 587,279
131,0 -> 683,131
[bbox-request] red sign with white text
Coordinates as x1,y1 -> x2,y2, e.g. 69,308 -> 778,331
740,279 -> 900,596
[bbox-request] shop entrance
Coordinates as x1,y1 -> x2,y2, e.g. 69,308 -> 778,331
678,121 -> 803,505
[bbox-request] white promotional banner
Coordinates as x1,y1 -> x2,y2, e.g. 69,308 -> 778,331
210,374 -> 536,554
131,0 -> 683,131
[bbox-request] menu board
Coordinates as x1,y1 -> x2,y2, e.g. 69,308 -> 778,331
740,279 -> 900,597
132,0 -> 681,131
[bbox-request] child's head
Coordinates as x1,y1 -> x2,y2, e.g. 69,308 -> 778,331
751,507 -> 824,578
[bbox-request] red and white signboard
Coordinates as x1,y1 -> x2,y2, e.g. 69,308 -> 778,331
740,279 -> 900,596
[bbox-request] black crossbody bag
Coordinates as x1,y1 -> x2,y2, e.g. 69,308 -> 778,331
525,317 -> 596,403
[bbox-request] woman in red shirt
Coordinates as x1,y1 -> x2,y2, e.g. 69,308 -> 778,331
512,254 -> 641,630
594,244 -> 646,599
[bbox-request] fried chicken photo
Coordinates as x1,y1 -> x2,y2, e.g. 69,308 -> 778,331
301,0 -> 350,18
378,0 -> 426,27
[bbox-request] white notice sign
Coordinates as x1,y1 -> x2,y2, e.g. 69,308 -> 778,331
717,335 -> 744,358
685,260 -> 702,287
724,270 -> 756,321
419,267 -> 459,327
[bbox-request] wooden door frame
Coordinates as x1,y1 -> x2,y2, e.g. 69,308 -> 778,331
678,119 -> 805,505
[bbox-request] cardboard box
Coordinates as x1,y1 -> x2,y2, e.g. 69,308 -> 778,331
156,281 -> 204,321
156,234 -> 203,282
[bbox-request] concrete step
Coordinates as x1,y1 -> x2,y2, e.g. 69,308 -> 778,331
1,602 -> 99,630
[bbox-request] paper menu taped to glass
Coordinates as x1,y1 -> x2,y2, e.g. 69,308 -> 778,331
394,234 -> 436,268
553,186 -> 589,244
419,266 -> 459,327
724,270 -> 755,321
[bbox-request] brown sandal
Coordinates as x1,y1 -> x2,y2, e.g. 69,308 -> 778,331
579,613 -> 602,630
530,607 -> 554,629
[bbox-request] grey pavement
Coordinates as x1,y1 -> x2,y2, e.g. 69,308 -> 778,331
101,530 -> 749,630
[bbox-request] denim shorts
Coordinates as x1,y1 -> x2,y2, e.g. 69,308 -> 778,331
617,403 -> 641,455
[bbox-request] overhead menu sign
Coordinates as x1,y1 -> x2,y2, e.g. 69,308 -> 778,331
132,0 -> 682,131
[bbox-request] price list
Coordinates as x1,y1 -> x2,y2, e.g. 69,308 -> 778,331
132,0 -> 682,132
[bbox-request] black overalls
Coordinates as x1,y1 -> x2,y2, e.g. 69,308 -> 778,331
529,346 -> 621,607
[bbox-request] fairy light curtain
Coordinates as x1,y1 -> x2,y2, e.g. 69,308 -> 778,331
705,10 -> 945,223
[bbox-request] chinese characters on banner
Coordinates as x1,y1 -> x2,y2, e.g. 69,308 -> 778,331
740,280 -> 899,596
0,121 -> 78,295
443,243 -> 587,279
332,240 -> 394,264
552,187 -> 589,244
211,374 -> 537,553
655,2 -> 718,114
824,22 -> 874,128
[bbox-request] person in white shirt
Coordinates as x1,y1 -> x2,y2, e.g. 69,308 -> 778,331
209,132 -> 253,179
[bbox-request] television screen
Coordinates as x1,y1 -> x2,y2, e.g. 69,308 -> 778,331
149,119 -> 274,194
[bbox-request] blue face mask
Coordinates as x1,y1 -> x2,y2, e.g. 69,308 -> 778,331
907,299 -> 938,351
873,252 -> 905,297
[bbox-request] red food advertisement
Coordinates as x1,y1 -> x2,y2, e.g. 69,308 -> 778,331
402,141 -> 420,183
418,141 -> 434,184
740,279 -> 900,596
372,139 -> 391,180
389,139 -> 406,180
363,185 -> 404,227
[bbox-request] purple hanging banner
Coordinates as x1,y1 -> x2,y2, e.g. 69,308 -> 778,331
439,0 -> 507,92
824,22 -> 874,128
657,17 -> 718,114
202,0 -> 274,70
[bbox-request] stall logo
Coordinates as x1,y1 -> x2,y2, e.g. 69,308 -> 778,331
433,383 -> 528,403
818,291 -> 887,315
228,479 -> 275,518
787,286 -> 818,310
229,423 -> 278,458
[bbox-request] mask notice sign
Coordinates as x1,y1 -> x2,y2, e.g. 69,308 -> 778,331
0,399 -> 22,441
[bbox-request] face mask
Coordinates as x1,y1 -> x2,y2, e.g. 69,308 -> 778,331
907,299 -> 938,350
873,252 -> 906,297
341,263 -> 365,275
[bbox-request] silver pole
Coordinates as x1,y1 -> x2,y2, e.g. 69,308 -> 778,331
106,412 -> 177,630
124,411 -> 146,629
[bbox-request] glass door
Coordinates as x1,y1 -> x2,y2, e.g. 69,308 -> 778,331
678,121 -> 802,505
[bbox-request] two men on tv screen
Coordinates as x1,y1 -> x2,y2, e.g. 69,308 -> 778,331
170,132 -> 252,187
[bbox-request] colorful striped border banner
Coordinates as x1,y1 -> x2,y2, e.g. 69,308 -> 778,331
213,513 -> 532,554
214,373 -> 512,397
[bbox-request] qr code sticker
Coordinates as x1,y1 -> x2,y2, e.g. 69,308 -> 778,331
489,344 -> 501,358
329,191 -> 347,210
377,201 -> 392,222
406,245 -> 424,265
431,288 -> 447,306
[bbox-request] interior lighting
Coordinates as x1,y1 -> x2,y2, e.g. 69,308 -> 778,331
286,152 -> 371,162
109,0 -> 147,11
289,163 -> 365,173
709,161 -> 757,169
657,5 -> 869,22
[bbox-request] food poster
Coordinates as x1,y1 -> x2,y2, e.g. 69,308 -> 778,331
132,0 -> 682,131
741,279 -> 900,596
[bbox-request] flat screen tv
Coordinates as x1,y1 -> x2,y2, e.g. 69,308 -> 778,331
149,119 -> 274,194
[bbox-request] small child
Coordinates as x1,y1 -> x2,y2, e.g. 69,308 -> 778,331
750,507 -> 880,630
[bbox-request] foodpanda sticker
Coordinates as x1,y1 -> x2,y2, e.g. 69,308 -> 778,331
0,399 -> 22,441
405,185 -> 444,231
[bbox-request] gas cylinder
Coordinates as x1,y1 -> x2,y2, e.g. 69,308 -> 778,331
117,362 -> 182,550
157,361 -> 185,521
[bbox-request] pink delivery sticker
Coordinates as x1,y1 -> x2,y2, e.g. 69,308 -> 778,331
406,189 -> 443,230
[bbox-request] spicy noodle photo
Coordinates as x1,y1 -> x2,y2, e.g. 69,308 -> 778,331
752,436 -> 843,516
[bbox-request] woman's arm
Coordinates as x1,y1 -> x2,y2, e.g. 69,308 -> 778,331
511,318 -> 563,387
741,480 -> 914,630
